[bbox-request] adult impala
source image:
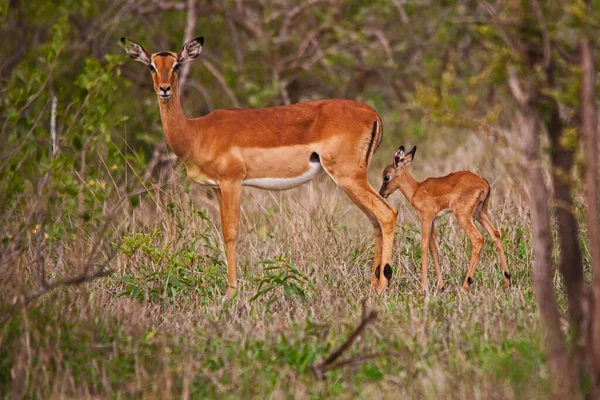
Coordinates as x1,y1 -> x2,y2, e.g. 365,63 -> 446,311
121,37 -> 397,299
379,146 -> 511,291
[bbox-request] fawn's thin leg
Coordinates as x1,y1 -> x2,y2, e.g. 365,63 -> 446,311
477,206 -> 511,288
455,210 -> 484,291
420,215 -> 434,291
428,221 -> 444,290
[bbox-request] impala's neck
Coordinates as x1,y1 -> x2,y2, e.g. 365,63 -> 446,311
157,91 -> 194,159
397,169 -> 420,201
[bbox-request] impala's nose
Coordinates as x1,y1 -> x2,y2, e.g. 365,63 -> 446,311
159,85 -> 171,98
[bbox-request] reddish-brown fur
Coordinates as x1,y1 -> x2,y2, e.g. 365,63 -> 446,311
123,37 -> 398,299
379,146 -> 511,291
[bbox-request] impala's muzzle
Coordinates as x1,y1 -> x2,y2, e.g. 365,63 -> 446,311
158,85 -> 172,99
379,185 -> 389,199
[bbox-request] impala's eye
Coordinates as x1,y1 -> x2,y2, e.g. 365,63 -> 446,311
384,175 -> 390,182
149,64 -> 156,73
173,63 -> 180,72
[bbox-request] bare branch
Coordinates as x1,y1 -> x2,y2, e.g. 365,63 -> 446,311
178,0 -> 197,101
310,299 -> 378,379
390,0 -> 410,25
200,59 -> 241,108
50,94 -> 58,157
507,67 -> 529,106
479,0 -> 529,64
137,1 -> 186,14
0,266 -> 113,325
531,0 -> 551,71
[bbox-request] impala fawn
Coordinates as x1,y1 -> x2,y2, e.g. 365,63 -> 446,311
378,146 -> 511,291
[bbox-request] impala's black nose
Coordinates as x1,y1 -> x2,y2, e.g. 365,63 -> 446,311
159,85 -> 171,93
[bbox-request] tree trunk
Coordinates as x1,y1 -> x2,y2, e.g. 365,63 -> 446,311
544,96 -> 585,331
580,35 -> 600,389
508,68 -> 575,398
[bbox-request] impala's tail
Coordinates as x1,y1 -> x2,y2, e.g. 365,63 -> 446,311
365,117 -> 383,164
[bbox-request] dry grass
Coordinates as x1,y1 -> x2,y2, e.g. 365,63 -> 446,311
1,138 -> 550,399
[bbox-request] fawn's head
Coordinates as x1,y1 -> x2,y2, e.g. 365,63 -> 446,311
379,145 -> 417,199
121,37 -> 204,100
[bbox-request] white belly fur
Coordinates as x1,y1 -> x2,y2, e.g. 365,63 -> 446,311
242,160 -> 322,190
196,179 -> 219,186
435,208 -> 451,219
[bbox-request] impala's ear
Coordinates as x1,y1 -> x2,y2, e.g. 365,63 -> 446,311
403,146 -> 417,166
121,38 -> 151,65
180,36 -> 204,63
393,146 -> 405,168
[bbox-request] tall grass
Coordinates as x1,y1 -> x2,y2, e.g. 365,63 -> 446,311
1,141 -> 552,399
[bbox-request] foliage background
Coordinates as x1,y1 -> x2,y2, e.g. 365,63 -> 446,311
0,0 -> 597,398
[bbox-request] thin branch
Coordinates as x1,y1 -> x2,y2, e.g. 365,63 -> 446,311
310,299 -> 379,379
50,94 -> 58,157
507,67 -> 529,106
531,0 -> 551,71
390,0 -> 410,25
479,0 -> 529,64
178,0 -> 197,101
200,59 -> 241,108
0,266 -> 113,325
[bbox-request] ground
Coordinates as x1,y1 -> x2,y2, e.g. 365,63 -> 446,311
1,141 -> 550,399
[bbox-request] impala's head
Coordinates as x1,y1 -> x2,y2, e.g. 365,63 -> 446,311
379,145 -> 417,199
121,37 -> 204,100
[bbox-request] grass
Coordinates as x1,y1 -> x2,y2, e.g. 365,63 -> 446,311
0,147 -> 552,399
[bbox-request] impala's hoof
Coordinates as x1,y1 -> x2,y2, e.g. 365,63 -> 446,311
437,282 -> 445,291
371,265 -> 381,289
462,278 -> 472,291
376,279 -> 389,294
223,287 -> 236,302
371,275 -> 379,289
383,264 -> 393,281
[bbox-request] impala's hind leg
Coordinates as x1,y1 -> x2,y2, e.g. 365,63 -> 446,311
477,201 -> 511,288
324,168 -> 397,292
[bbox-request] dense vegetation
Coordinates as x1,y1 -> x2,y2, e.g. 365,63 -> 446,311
1,1 -> 598,398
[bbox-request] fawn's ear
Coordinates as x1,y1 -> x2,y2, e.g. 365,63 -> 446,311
121,38 -> 151,65
180,37 -> 204,63
393,146 -> 405,168
402,146 -> 417,167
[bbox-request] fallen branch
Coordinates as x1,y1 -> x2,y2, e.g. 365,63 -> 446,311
0,265 -> 113,325
310,299 -> 379,379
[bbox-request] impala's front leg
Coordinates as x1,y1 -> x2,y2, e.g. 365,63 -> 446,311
215,182 -> 242,300
420,216 -> 433,292
371,229 -> 383,290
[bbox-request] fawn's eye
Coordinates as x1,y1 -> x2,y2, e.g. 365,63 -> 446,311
149,64 -> 156,73
384,175 -> 390,182
173,63 -> 180,72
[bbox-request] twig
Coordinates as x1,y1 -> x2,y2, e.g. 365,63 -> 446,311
179,0 -> 197,101
479,0 -> 529,64
200,59 -> 241,108
0,265 -> 113,325
390,0 -> 410,25
310,299 -> 379,379
531,0 -> 551,71
50,94 -> 58,157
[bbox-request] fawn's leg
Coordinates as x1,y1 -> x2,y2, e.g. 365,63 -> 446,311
428,221 -> 444,290
477,203 -> 511,288
420,215 -> 434,291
